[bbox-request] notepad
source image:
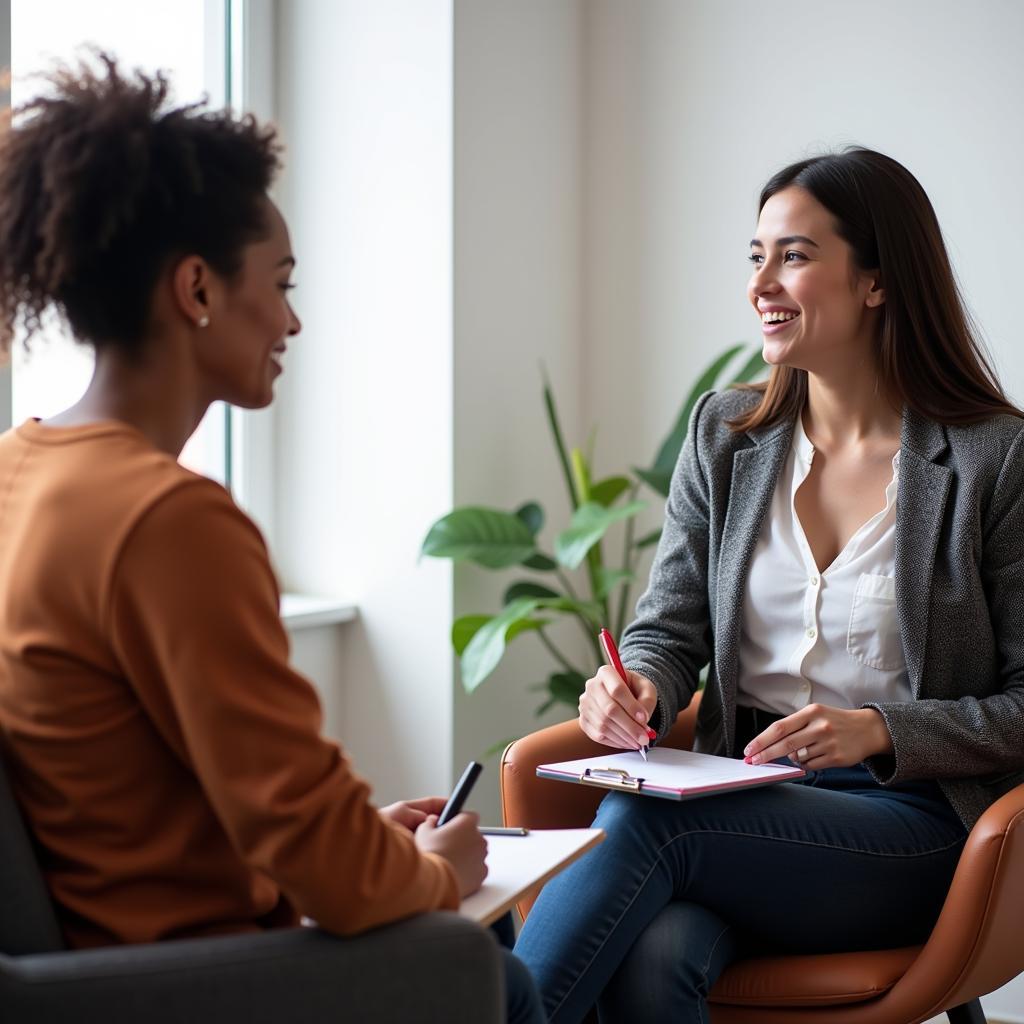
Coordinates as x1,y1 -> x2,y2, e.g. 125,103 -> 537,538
538,747 -> 804,800
458,828 -> 604,926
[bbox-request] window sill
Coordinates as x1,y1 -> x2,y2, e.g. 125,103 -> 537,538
280,594 -> 358,631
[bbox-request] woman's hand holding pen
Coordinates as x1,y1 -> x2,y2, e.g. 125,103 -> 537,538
414,810 -> 488,897
743,704 -> 894,769
379,796 -> 447,831
579,664 -> 658,750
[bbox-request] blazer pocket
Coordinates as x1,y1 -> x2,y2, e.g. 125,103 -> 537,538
847,573 -> 904,671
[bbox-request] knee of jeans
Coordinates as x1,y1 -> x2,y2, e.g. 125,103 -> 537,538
593,791 -> 667,843
594,791 -> 653,829
602,902 -> 738,1013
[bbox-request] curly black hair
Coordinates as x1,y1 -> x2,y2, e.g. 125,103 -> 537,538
0,52 -> 281,356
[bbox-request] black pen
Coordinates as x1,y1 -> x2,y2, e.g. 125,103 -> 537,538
437,761 -> 483,826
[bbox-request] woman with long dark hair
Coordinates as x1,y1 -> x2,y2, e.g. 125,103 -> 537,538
514,148 -> 1024,1021
0,56 -> 543,1023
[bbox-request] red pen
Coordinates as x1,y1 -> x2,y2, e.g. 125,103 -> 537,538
599,627 -> 656,761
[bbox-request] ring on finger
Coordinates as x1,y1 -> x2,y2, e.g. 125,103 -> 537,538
795,746 -> 809,762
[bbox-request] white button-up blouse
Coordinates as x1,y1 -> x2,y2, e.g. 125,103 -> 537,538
737,415 -> 911,715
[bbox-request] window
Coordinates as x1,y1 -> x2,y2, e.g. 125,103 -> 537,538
7,0 -> 231,483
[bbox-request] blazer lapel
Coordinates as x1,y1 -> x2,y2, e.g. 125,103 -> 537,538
715,418 -> 793,750
896,410 -> 951,697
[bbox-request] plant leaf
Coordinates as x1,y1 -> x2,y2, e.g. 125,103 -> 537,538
504,581 -> 561,604
635,527 -> 663,549
523,553 -> 558,571
554,501 -> 646,570
421,507 -> 537,568
460,597 -> 544,691
641,343 -> 747,497
543,369 -> 579,510
589,476 -> 631,507
731,347 -> 768,384
595,567 -> 634,599
535,596 -> 605,624
570,447 -> 592,503
515,501 -> 545,536
547,670 -> 587,706
632,466 -> 672,498
452,613 -> 548,655
452,615 -> 492,656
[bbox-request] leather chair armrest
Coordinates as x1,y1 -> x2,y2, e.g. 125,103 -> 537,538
889,780 -> 1024,1017
0,913 -> 503,1024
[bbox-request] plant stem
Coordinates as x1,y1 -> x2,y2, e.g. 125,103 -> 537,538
615,484 -> 640,637
536,629 -> 584,677
556,568 -> 582,601
557,569 -> 603,656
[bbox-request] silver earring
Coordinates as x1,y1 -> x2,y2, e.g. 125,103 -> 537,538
197,315 -> 210,328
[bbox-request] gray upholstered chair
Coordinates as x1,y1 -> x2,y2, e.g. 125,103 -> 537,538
0,752 -> 502,1023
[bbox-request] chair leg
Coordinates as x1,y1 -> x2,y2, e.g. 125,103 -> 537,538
947,998 -> 986,1024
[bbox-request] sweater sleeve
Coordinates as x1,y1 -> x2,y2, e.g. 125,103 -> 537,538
106,478 -> 459,935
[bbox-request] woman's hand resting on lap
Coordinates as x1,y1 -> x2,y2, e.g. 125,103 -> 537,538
744,704 -> 894,769
579,665 -> 658,750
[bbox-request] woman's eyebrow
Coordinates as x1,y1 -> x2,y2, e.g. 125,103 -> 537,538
749,235 -> 820,249
276,255 -> 296,268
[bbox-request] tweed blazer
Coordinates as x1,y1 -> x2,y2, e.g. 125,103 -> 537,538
619,387 -> 1024,830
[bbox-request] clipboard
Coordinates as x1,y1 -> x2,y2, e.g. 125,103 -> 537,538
537,747 -> 805,801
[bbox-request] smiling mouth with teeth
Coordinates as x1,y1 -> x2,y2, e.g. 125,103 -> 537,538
761,311 -> 800,324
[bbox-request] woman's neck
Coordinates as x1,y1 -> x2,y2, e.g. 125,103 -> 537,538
43,335 -> 208,457
803,364 -> 902,453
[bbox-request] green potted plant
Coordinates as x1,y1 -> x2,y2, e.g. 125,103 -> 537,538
422,344 -> 765,716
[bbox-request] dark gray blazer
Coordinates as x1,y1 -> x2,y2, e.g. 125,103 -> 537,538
620,388 -> 1024,830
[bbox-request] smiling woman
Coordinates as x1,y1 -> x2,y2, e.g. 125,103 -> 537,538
513,148 -> 1024,1024
734,148 -> 1017,434
0,54 -> 544,1024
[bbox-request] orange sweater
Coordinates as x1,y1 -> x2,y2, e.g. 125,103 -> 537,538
0,419 -> 458,948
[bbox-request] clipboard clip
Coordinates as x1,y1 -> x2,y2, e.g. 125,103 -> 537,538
580,767 -> 643,792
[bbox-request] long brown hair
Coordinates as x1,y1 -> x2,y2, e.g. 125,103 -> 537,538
731,148 -> 1020,432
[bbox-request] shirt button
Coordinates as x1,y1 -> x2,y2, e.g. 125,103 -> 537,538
806,628 -> 817,639
810,575 -> 819,586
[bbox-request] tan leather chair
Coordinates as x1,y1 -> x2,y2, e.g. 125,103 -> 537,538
501,693 -> 1024,1024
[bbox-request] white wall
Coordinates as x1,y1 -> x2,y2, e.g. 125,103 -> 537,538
453,0 -> 587,822
273,0 -> 455,803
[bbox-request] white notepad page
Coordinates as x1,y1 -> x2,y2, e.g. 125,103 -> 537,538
459,828 -> 604,926
540,747 -> 803,795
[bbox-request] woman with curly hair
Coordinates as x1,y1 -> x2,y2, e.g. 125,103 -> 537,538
0,55 -> 542,1023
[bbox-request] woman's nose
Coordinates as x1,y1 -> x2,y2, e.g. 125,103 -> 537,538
751,266 -> 781,296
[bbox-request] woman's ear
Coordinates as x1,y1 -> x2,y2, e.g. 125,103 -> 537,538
171,255 -> 214,328
864,273 -> 885,309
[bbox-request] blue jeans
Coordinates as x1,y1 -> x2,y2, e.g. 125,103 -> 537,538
513,766 -> 966,1023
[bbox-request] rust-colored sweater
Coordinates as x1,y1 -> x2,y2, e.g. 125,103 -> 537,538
0,419 -> 458,948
